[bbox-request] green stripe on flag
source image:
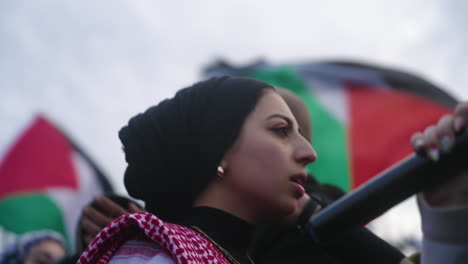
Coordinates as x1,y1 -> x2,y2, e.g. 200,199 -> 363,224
251,67 -> 351,191
0,194 -> 70,249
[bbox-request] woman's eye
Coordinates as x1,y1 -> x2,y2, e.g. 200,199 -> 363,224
272,126 -> 290,137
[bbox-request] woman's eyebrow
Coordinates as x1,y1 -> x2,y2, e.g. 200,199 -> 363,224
265,114 -> 293,126
266,113 -> 303,133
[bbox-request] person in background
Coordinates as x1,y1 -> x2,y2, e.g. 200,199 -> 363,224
0,231 -> 66,264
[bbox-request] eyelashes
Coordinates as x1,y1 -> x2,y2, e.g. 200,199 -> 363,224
272,125 -> 292,137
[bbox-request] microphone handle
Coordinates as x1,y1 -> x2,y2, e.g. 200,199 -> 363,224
305,129 -> 468,242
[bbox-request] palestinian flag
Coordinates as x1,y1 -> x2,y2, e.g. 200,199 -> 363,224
0,115 -> 112,250
204,60 -> 457,192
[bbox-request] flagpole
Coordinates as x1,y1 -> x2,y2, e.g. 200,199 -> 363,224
305,130 -> 468,242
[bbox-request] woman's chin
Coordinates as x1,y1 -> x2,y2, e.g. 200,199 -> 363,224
266,199 -> 302,224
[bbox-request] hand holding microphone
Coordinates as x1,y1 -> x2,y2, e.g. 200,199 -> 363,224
303,101 -> 468,242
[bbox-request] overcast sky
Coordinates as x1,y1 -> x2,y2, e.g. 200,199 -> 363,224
1,0 -> 467,194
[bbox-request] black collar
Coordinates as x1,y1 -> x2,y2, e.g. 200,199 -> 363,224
179,206 -> 255,263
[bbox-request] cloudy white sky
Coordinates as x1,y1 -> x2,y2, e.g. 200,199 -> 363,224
1,0 -> 468,195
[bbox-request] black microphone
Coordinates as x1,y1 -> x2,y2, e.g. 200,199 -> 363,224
303,129 -> 468,242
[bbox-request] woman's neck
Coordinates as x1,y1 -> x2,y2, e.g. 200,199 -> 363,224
193,201 -> 259,224
193,182 -> 263,224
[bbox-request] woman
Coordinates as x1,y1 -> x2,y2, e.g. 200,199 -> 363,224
79,76 -> 314,264
78,76 -> 468,264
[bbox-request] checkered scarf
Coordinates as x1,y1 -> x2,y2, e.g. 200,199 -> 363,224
77,212 -> 229,264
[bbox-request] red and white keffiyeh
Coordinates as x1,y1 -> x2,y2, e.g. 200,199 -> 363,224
77,212 -> 229,264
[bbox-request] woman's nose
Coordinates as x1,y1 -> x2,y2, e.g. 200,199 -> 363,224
294,135 -> 317,166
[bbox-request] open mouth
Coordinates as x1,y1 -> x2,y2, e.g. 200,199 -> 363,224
289,173 -> 307,197
290,173 -> 306,186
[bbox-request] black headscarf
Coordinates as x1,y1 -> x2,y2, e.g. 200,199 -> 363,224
119,76 -> 273,221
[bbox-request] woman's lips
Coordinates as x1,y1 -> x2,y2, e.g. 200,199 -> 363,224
290,172 -> 307,185
290,172 -> 307,197
291,181 -> 305,197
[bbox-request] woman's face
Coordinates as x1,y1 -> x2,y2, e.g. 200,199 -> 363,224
221,90 -> 317,222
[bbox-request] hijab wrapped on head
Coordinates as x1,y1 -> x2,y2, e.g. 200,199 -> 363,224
119,76 -> 273,221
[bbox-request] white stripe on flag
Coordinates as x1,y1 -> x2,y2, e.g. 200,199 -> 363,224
303,75 -> 350,125
47,150 -> 104,250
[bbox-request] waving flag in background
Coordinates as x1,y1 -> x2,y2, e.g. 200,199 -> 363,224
204,60 -> 458,192
0,115 -> 113,250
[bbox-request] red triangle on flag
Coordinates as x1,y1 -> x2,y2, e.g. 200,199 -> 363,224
0,115 -> 79,200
